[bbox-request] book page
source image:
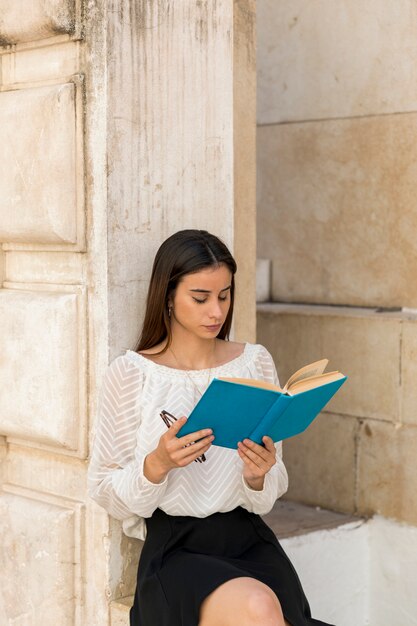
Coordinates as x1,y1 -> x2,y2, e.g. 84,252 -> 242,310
284,359 -> 329,392
287,371 -> 345,395
218,377 -> 282,392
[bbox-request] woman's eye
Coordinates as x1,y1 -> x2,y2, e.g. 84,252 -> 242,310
192,296 -> 229,304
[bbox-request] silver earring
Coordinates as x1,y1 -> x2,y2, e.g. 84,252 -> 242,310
168,307 -> 172,318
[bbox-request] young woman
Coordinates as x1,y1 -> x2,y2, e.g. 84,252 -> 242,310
88,229 -> 334,626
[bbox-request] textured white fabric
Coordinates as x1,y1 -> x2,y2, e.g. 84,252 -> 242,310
88,343 -> 289,540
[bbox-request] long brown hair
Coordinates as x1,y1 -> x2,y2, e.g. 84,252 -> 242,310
134,230 -> 237,354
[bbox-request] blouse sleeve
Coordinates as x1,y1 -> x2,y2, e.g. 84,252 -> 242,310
88,355 -> 168,519
240,345 -> 289,515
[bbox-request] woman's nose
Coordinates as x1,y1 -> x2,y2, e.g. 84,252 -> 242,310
208,302 -> 223,320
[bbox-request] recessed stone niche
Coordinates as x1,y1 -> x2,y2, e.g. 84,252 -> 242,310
0,288 -> 85,450
0,492 -> 79,625
0,82 -> 83,245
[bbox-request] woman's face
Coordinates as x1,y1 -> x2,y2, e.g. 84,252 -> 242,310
170,264 -> 232,339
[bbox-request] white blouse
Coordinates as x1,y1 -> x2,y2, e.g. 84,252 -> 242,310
88,342 -> 288,540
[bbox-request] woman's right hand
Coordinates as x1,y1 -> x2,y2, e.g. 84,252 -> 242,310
143,417 -> 214,484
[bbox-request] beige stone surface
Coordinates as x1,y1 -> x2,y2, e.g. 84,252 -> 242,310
400,320 -> 417,426
0,83 -> 82,245
256,258 -> 272,302
0,436 -> 6,487
264,500 -> 359,539
0,246 -> 4,284
108,519 -> 141,601
0,492 -> 79,625
257,0 -> 417,124
0,289 -> 85,450
1,40 -> 80,86
257,304 -> 401,422
233,0 -> 256,343
282,412 -> 358,514
5,445 -> 86,502
106,0 -> 234,278
106,0 -> 256,352
0,0 -> 76,44
357,421 -> 417,525
257,114 -> 417,307
110,596 -> 133,626
5,250 -> 84,284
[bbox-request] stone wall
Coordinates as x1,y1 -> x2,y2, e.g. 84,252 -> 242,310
257,1 -> 417,526
0,2 -> 91,623
0,1 -> 256,624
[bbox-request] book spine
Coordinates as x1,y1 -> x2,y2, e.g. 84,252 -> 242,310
248,395 -> 292,444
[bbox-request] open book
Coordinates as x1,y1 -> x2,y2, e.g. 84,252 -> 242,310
178,359 -> 347,448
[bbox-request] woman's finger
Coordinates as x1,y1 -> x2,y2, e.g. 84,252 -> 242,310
240,439 -> 273,464
238,447 -> 264,474
172,433 -> 214,458
177,437 -> 214,466
262,436 -> 277,456
165,416 -> 188,436
177,428 -> 213,447
237,443 -> 267,469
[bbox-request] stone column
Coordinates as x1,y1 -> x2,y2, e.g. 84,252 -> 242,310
0,1 -> 256,624
105,0 -> 256,356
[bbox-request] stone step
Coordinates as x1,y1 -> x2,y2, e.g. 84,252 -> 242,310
110,595 -> 134,626
263,499 -> 359,538
110,501 -> 365,626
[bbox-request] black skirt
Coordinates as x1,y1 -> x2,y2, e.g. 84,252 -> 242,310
130,507 -> 335,626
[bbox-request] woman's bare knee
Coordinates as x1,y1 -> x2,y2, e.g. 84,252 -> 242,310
199,577 -> 286,626
246,586 -> 283,624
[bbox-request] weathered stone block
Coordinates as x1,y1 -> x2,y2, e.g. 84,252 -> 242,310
0,82 -> 82,245
257,114 -> 417,307
107,517 -> 142,608
0,247 -> 4,284
5,250 -> 84,284
256,258 -> 271,302
0,0 -> 76,45
106,0 -> 258,351
1,40 -> 80,86
0,436 -> 6,487
233,0 -> 257,343
257,0 -> 417,123
258,304 -> 401,422
283,412 -> 358,514
0,492 -> 78,625
400,320 -> 417,426
110,597 -> 133,626
357,420 -> 417,525
0,289 -> 85,450
5,445 -> 86,502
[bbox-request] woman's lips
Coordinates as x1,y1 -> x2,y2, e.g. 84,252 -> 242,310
204,324 -> 222,332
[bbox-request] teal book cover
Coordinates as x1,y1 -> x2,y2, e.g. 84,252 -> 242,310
178,376 -> 347,449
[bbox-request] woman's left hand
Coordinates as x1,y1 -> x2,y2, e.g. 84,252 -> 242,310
237,436 -> 276,491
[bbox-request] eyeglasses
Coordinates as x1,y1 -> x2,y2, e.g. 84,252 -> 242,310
160,410 -> 206,463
